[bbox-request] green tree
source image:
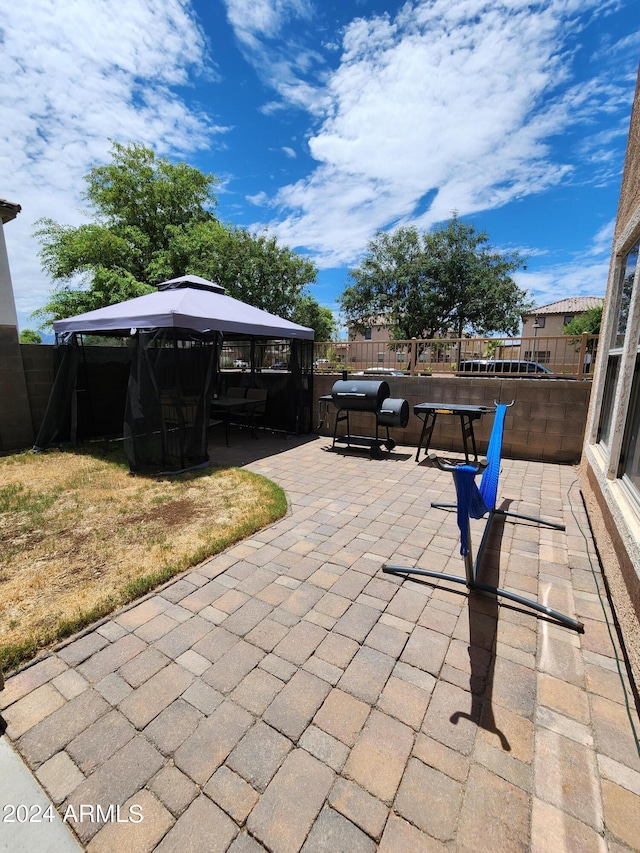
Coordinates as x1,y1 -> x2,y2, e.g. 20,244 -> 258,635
19,329 -> 42,344
340,215 -> 532,342
33,141 -> 319,329
291,295 -> 336,341
563,306 -> 603,337
148,221 -> 318,319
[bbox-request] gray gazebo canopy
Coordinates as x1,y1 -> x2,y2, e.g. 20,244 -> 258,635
53,275 -> 314,340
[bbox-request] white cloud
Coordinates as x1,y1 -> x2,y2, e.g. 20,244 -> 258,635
1,0 -> 225,329
224,0 -> 313,45
246,191 -> 270,206
257,0 -> 633,267
516,257 -> 610,307
282,146 -> 297,158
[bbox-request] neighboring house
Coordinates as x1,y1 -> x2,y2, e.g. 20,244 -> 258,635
520,297 -> 604,370
581,66 -> 640,682
347,320 -> 405,367
522,297 -> 604,339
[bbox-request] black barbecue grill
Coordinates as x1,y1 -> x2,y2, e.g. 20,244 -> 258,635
323,379 -> 409,458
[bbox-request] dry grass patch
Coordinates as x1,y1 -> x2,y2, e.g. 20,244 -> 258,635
0,443 -> 287,672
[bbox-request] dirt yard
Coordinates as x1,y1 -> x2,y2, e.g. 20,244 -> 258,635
0,443 -> 287,670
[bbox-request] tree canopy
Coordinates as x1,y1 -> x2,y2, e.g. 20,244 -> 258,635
33,141 -> 328,336
19,329 -> 42,344
340,215 -> 532,340
562,306 -> 603,337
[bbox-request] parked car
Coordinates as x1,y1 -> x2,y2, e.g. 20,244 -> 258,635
457,359 -> 558,376
354,367 -> 406,377
314,359 -> 331,369
271,361 -> 289,370
233,359 -> 249,369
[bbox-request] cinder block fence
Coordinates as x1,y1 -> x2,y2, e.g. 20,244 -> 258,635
0,345 -> 591,464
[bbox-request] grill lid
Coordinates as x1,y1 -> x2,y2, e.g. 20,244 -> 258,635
331,380 -> 391,411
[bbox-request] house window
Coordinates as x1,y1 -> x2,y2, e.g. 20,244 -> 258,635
597,237 -> 640,502
563,315 -> 574,325
533,316 -> 545,329
620,357 -> 640,494
364,328 -> 372,340
396,351 -> 406,362
377,352 -> 385,362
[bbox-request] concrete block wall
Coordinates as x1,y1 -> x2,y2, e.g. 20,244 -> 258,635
2,350 -> 591,462
315,373 -> 591,463
0,327 -> 35,450
20,343 -> 56,440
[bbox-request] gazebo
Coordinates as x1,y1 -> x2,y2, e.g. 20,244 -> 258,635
35,276 -> 314,472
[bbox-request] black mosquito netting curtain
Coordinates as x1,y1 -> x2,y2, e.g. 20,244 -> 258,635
34,329 -> 222,473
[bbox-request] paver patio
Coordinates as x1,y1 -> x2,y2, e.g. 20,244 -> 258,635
1,433 -> 639,852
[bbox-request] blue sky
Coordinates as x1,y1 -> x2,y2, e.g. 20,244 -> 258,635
1,0 -> 639,336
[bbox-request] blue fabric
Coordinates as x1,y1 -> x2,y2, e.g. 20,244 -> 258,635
454,465 -> 488,555
478,403 -> 507,510
452,404 -> 508,556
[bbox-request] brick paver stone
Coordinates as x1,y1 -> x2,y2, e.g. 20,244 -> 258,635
400,625 -> 450,675
17,688 -> 110,767
377,674 -> 431,730
272,619 -> 327,665
589,693 -> 640,773
421,679 -> 479,756
226,721 -> 292,791
333,602 -> 380,642
300,806 -> 377,853
245,617 -> 290,651
202,640 -> 265,693
312,688 -> 370,746
247,748 -> 334,853
344,709 -> 414,804
77,634 -> 147,683
62,735 -> 164,843
222,599 -> 274,636
143,698 -> 204,754
191,626 -> 239,663
378,814 -> 448,853
174,699 -> 253,785
298,725 -> 349,772
57,632 -> 110,667
456,764 -> 530,852
262,669 -> 332,740
35,751 -> 85,805
0,656 -> 68,710
337,646 -> 395,704
394,756 -> 462,841
231,668 -> 285,716
148,765 -> 198,817
154,795 -> 238,853
534,728 -> 603,830
314,632 -> 360,668
118,662 -> 194,729
601,779 -> 640,850
204,766 -> 260,824
152,615 -> 212,659
66,708 -> 136,774
118,647 -> 171,688
114,596 -> 170,630
530,798 -> 608,853
86,789 -> 174,853
3,683 -> 66,739
412,733 -> 469,784
328,778 -> 389,841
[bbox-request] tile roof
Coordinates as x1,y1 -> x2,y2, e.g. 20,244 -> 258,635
529,297 -> 604,315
